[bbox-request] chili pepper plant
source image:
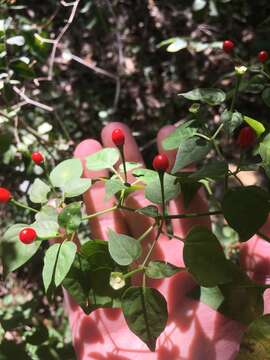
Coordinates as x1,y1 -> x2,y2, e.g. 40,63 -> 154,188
2,43 -> 270,353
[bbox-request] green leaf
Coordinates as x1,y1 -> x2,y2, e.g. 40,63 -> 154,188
10,60 -> 35,79
146,261 -> 183,279
136,205 -> 159,218
133,168 -> 157,184
42,242 -> 77,292
189,284 -> 264,325
222,186 -> 269,241
221,110 -> 243,136
219,282 -> 264,325
49,159 -> 82,188
6,35 -> 25,46
193,0 -> 207,11
236,315 -> 270,359
119,162 -> 142,172
183,226 -> 233,287
58,202 -> 82,234
181,181 -> 201,209
166,38 -> 188,52
108,229 -> 141,266
86,148 -> 119,171
259,134 -> 270,165
189,160 -> 228,180
145,173 -> 181,205
121,287 -> 168,351
80,239 -> 112,264
35,205 -> 58,223
62,178 -> 92,198
262,87 -> 270,107
29,179 -> 51,204
172,137 -> 211,173
62,254 -> 92,313
162,120 -> 198,150
105,178 -> 126,200
243,115 -> 265,136
32,220 -> 59,239
189,286 -> 224,311
2,224 -> 41,276
179,88 -> 226,105
63,249 -> 127,314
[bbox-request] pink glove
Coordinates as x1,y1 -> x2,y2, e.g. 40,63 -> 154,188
63,122 -> 270,360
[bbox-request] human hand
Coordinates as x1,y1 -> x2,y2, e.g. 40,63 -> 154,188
63,122 -> 270,360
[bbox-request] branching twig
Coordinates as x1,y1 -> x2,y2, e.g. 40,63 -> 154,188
47,0 -> 81,80
13,86 -> 54,112
70,53 -> 117,80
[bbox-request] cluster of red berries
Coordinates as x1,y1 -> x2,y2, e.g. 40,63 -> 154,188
223,39 -> 269,63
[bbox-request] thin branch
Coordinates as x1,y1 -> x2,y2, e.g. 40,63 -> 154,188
70,53 -> 117,80
13,86 -> 54,112
48,0 -> 81,80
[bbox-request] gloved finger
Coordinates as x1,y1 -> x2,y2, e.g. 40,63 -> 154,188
101,122 -> 153,239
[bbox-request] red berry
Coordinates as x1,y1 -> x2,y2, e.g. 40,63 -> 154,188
258,50 -> 269,63
19,227 -> 37,244
236,127 -> 256,149
223,40 -> 235,53
31,152 -> 44,165
0,187 -> 11,203
112,128 -> 125,147
152,154 -> 169,172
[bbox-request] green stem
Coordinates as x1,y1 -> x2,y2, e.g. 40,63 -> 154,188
123,266 -> 144,279
142,224 -> 163,268
10,199 -> 38,213
194,132 -> 211,141
119,146 -> 128,184
159,171 -> 166,218
164,231 -> 184,242
82,205 -> 117,221
212,123 -> 224,140
119,205 -> 136,212
163,210 -> 221,220
138,224 -> 155,242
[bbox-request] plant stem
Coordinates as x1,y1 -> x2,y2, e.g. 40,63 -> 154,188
123,266 -> 144,279
142,224 -> 163,268
212,123 -> 224,140
194,132 -> 211,141
159,171 -> 166,218
138,224 -> 155,242
82,205 -> 117,220
163,210 -> 221,220
119,146 -> 128,184
10,199 -> 38,213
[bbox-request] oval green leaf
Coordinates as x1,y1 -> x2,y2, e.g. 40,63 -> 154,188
49,159 -> 83,188
108,229 -> 141,266
222,186 -> 269,241
121,286 -> 168,351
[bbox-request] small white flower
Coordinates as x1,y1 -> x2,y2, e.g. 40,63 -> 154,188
235,65 -> 247,76
110,272 -> 125,290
